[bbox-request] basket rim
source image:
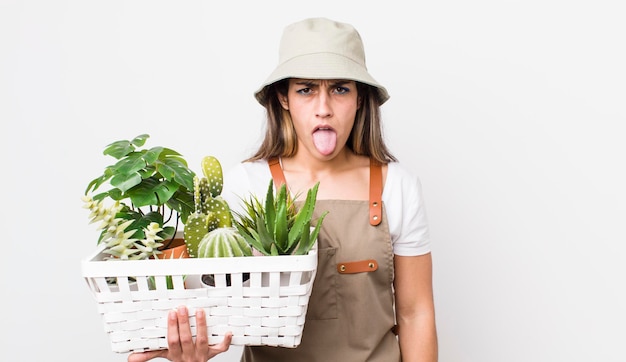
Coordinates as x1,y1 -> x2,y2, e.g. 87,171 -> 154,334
82,243 -> 318,278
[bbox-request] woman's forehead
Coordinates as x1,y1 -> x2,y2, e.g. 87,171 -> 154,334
290,78 -> 355,85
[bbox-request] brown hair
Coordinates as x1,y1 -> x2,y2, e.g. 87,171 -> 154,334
246,79 -> 396,164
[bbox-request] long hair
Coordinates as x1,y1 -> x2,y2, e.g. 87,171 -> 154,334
246,79 -> 396,164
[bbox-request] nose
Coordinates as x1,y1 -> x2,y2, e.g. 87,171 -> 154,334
315,91 -> 333,118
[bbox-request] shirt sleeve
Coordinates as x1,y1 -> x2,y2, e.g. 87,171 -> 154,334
383,162 -> 431,256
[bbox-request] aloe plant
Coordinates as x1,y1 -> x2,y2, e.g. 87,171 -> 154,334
233,179 -> 328,256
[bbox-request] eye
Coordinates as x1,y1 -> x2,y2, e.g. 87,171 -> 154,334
333,86 -> 350,95
296,87 -> 313,95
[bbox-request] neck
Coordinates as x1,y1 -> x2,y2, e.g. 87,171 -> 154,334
278,150 -> 372,201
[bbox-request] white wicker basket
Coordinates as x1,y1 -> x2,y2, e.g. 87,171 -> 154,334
81,244 -> 317,354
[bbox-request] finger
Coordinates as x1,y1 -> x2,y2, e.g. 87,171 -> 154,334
208,331 -> 233,358
166,308 -> 182,356
195,308 -> 208,350
127,349 -> 167,362
176,305 -> 195,353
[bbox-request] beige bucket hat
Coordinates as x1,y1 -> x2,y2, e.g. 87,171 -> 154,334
254,17 -> 390,106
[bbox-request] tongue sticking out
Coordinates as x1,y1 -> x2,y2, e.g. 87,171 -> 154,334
313,129 -> 337,156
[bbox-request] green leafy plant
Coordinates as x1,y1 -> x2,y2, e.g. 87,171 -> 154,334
233,179 -> 328,256
83,134 -> 196,259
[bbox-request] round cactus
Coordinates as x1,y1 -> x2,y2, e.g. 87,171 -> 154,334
197,227 -> 252,258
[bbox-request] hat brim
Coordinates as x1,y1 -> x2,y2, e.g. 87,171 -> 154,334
254,52 -> 389,106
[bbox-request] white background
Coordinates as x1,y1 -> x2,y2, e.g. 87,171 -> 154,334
1,1 -> 625,361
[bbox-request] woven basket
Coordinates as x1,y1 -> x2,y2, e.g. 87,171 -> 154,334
81,244 -> 317,353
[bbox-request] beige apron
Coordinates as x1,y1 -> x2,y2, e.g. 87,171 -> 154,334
241,159 -> 400,362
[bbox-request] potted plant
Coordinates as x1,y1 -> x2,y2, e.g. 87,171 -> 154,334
233,179 -> 328,256
183,155 -> 252,259
182,155 -> 253,286
82,133 -> 196,260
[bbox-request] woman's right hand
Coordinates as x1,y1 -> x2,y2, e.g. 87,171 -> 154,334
128,306 -> 233,362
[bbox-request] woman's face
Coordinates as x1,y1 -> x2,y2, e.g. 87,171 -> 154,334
280,78 -> 359,159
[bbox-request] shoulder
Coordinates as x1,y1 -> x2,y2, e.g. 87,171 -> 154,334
385,162 -> 423,193
383,162 -> 425,208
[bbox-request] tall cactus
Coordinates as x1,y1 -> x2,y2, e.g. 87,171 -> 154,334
183,156 -> 236,257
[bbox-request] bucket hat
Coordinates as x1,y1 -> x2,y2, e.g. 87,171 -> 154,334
254,17 -> 390,106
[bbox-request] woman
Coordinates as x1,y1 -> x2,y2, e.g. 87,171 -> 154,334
129,17 -> 437,362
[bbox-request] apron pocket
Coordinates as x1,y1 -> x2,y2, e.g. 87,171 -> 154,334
305,246 -> 338,320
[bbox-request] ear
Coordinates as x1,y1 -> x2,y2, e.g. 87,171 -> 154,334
278,94 -> 289,110
357,96 -> 362,110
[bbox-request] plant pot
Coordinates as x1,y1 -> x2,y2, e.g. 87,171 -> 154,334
155,237 -> 189,260
201,272 -> 251,287
150,237 -> 189,289
105,277 -> 138,292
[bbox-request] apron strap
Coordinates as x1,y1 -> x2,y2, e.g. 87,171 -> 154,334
268,157 -> 286,190
267,157 -> 383,226
369,158 -> 383,226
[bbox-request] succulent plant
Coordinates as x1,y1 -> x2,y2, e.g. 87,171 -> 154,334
183,156 -> 240,258
233,179 -> 328,256
82,195 -> 164,260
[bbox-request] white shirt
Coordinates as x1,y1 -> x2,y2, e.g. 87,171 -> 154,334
221,160 -> 431,256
